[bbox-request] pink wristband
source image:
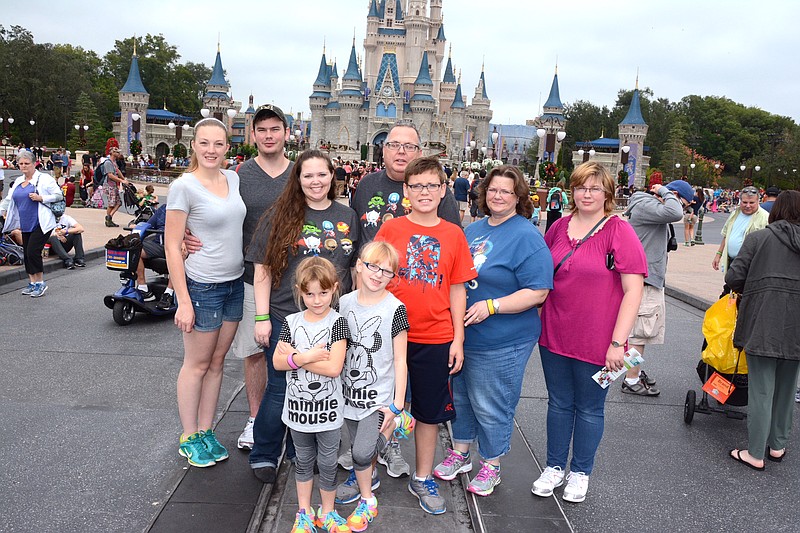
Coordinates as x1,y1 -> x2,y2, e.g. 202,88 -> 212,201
287,352 -> 299,370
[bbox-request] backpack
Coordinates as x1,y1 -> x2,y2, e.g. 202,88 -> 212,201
469,179 -> 480,200
93,162 -> 107,188
548,189 -> 563,211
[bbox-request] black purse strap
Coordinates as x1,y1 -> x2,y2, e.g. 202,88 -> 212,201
554,216 -> 608,275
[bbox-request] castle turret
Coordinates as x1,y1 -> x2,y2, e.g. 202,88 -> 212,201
244,94 -> 256,144
438,45 -> 456,111
618,75 -> 649,187
466,63 -> 493,153
118,41 -> 150,156
411,52 -> 435,144
203,43 -> 231,121
534,66 -> 567,169
337,41 -> 365,152
309,47 -> 332,149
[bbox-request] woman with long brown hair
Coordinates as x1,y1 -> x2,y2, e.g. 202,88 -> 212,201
245,149 -> 359,483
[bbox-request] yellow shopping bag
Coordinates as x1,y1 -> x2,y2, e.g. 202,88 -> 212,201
701,293 -> 748,375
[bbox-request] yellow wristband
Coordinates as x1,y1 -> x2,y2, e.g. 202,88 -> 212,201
486,299 -> 495,315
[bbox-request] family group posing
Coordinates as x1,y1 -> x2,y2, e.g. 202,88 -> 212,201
163,109 -> 653,533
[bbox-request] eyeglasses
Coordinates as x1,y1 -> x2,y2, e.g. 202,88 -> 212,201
406,183 -> 443,192
574,186 -> 606,195
486,187 -> 515,197
741,187 -> 759,195
363,262 -> 396,278
384,141 -> 421,153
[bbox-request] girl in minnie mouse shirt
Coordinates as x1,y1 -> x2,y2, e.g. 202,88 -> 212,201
273,256 -> 351,533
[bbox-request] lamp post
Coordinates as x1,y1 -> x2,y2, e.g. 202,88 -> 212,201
754,165 -> 761,186
491,126 -> 499,158
0,116 -> 12,143
469,139 -> 476,162
620,144 -> 631,176
690,162 -> 696,181
29,119 -> 36,145
131,113 -> 141,140
74,124 -> 88,148
675,162 -> 681,178
480,146 -> 487,162
295,128 -> 303,151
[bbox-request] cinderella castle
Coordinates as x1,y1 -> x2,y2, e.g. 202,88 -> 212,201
309,0 -> 493,163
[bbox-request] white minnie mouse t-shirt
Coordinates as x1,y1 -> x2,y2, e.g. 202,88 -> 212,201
279,309 -> 350,433
339,291 -> 409,421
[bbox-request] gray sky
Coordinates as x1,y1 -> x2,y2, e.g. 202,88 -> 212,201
9,0 -> 799,126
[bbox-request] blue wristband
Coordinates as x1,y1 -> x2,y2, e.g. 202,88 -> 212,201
389,404 -> 402,416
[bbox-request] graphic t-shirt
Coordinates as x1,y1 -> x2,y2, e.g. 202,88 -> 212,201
464,215 -> 553,350
539,215 -> 648,366
376,216 -> 476,344
352,169 -> 462,246
246,201 -> 359,322
280,310 -> 350,433
339,291 -> 410,421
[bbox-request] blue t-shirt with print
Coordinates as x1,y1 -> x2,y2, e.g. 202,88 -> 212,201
464,215 -> 553,350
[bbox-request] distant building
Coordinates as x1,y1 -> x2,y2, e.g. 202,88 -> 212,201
309,0 -> 493,163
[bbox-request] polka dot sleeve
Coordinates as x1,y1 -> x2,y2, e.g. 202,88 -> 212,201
330,316 -> 351,344
391,304 -> 410,338
279,318 -> 292,344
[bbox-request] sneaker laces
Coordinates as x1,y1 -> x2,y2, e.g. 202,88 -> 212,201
352,499 -> 371,520
203,430 -> 222,449
474,462 -> 498,482
184,435 -> 207,456
421,478 -> 440,496
540,466 -> 563,484
293,510 -> 315,531
343,469 -> 357,487
323,510 -> 348,529
440,448 -> 466,467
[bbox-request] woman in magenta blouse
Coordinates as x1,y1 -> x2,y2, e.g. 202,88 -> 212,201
531,162 -> 647,504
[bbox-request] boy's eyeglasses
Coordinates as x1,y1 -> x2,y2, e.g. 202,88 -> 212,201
363,262 -> 396,278
406,183 -> 443,192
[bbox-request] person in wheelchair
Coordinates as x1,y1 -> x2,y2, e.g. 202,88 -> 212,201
134,204 -> 175,309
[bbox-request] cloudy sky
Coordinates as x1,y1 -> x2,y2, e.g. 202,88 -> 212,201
7,0 -> 799,126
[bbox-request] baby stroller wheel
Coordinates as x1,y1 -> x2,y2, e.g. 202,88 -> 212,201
684,390 -> 696,424
113,300 -> 136,326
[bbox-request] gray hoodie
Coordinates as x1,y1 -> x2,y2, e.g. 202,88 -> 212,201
624,189 -> 684,288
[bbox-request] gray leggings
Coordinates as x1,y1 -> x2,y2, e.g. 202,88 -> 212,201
346,411 -> 387,472
290,427 -> 340,491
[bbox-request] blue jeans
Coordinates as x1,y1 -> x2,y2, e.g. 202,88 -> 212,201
539,345 -> 608,475
249,324 -> 295,468
451,339 -> 536,460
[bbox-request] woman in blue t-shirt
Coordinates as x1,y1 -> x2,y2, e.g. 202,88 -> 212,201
432,165 -> 553,496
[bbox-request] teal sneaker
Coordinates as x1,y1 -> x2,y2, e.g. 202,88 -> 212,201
291,507 -> 317,533
201,429 -> 229,462
179,432 -> 216,468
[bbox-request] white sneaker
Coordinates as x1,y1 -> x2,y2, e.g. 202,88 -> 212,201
562,471 -> 589,503
337,448 -> 353,470
237,417 -> 255,450
531,466 -> 565,497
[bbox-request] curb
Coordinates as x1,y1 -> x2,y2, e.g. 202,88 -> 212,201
665,285 -> 714,311
0,246 -> 106,288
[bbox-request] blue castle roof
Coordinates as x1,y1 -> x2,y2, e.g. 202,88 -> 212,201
343,44 -> 361,81
314,52 -> 329,86
480,71 -> 488,99
451,83 -> 465,109
331,61 -> 339,79
543,73 -> 563,109
620,88 -> 646,125
436,24 -> 446,41
414,52 -> 433,86
368,0 -> 379,18
121,54 -> 148,94
209,51 -> 228,87
394,0 -> 404,20
442,56 -> 455,83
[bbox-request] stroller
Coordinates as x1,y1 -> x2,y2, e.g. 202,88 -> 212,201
123,183 -> 158,228
683,293 -> 748,424
0,232 -> 25,266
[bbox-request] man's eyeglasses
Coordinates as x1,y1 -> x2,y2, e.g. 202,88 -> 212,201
406,183 -> 443,192
385,141 -> 421,153
363,262 -> 396,278
741,187 -> 759,195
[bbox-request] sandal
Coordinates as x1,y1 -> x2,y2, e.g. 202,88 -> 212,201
729,449 -> 765,471
767,447 -> 786,463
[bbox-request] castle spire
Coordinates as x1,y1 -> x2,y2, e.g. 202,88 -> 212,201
620,79 -> 646,125
121,43 -> 148,94
413,52 -> 433,86
343,42 -> 361,81
543,70 -> 563,109
208,43 -> 228,88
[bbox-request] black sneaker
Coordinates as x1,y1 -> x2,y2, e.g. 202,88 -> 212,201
639,369 -> 656,387
74,259 -> 86,268
156,292 -> 175,310
139,289 -> 156,302
64,260 -> 75,270
621,378 -> 660,397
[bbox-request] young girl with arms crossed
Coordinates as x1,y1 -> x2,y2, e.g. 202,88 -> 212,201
165,118 -> 246,468
273,257 -> 351,533
335,241 -> 414,531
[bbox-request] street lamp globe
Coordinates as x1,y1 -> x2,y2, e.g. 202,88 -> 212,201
131,113 -> 141,122
7,118 -> 13,124
226,108 -> 237,119
577,149 -> 585,156
556,131 -> 566,142
690,163 -> 696,169
675,163 -> 681,169
481,146 -> 487,155
289,134 -> 296,142
588,149 -> 596,157
83,125 -> 88,131
295,129 -> 302,138
755,165 -> 761,172
29,120 -> 35,126
74,124 -> 80,131
168,121 -> 176,130
536,128 -> 546,139
740,165 -> 746,172
714,163 -> 720,170
200,108 -> 210,118
621,145 -> 631,154
491,129 -> 499,145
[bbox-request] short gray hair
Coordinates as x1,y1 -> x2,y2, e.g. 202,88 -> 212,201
17,150 -> 35,163
740,186 -> 760,199
388,120 -> 420,143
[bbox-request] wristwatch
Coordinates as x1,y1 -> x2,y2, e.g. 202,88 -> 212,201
492,299 -> 501,313
611,340 -> 623,348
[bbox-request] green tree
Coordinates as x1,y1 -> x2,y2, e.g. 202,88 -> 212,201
68,91 -> 111,153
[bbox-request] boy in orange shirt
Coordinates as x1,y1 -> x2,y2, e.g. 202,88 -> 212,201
375,156 -> 476,515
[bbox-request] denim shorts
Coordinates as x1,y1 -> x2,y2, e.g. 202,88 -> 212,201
186,276 -> 244,332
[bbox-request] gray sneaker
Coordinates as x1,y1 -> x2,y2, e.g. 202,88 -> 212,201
21,282 -> 36,295
335,467 -> 380,504
30,282 -> 48,298
337,448 -> 353,470
433,448 -> 473,481
378,441 -> 410,478
408,475 -> 446,515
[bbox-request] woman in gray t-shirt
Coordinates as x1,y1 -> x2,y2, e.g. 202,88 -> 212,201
165,118 -> 247,468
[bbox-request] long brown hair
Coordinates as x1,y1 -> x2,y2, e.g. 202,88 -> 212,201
259,150 -> 336,286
